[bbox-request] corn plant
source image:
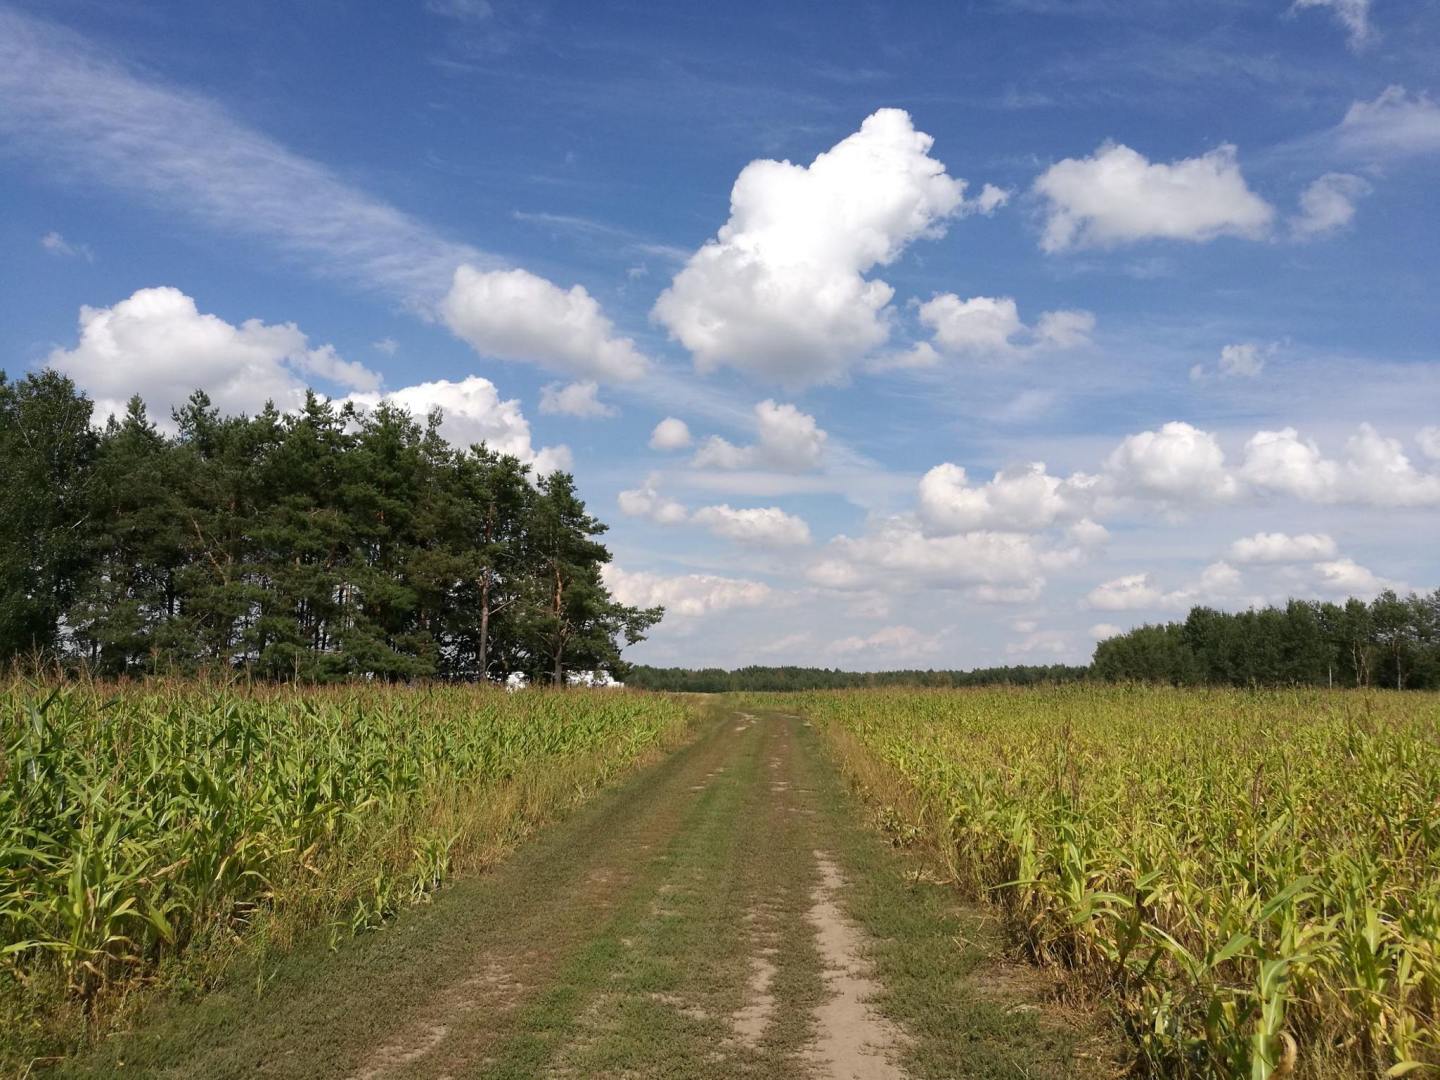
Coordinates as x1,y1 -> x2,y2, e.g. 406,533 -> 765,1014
786,685 -> 1440,1078
1,678 -> 693,1041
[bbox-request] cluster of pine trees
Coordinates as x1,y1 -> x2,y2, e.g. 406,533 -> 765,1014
626,664 -> 1090,692
0,370 -> 662,683
1092,594 -> 1440,690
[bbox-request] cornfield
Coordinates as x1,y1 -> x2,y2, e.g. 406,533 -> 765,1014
0,678 -> 693,1064
790,686 -> 1440,1078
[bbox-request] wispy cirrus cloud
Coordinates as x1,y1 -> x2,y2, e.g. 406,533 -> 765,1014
0,5 -> 494,304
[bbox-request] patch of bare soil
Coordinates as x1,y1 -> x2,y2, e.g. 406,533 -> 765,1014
731,913 -> 779,1049
735,952 -> 778,1047
803,852 -> 907,1079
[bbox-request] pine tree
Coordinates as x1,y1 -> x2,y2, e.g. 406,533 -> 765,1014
522,472 -> 661,685
1,368 -> 664,683
67,397 -> 187,674
0,370 -> 99,660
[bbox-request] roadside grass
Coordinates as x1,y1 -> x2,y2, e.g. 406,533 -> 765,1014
788,710 -> 1121,1080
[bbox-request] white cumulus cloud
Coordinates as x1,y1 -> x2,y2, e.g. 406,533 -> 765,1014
692,400 -> 827,471
1105,421 -> 1239,502
1240,424 -> 1440,507
617,481 -> 690,526
539,380 -> 616,418
347,376 -> 571,474
649,417 -> 692,450
443,265 -> 648,381
1068,518 -> 1110,547
1230,532 -> 1338,563
1311,558 -> 1396,597
601,566 -> 773,617
917,461 -> 1101,533
653,108 -> 1000,385
809,516 -> 1050,595
1033,142 -> 1274,252
1086,562 -> 1244,611
48,285 -> 380,425
1086,573 -> 1167,611
691,504 -> 812,547
908,294 -> 1095,360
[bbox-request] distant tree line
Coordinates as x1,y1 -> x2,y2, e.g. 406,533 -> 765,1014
0,369 -> 661,682
625,664 -> 1091,693
1092,593 -> 1440,690
631,593 -> 1440,694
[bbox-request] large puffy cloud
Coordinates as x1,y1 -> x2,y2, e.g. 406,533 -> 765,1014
692,400 -> 827,471
48,286 -> 380,424
1105,422 -> 1239,502
347,377 -> 571,474
442,266 -> 648,381
808,516 -> 1056,598
1086,562 -> 1244,611
1240,424 -> 1440,507
1290,173 -> 1372,239
1238,428 -> 1338,501
1230,532 -> 1338,563
1311,557 -> 1396,596
1334,86 -> 1440,160
1033,142 -> 1274,252
691,504 -> 812,547
921,422 -> 1440,540
920,295 -> 1021,354
907,294 -> 1095,360
601,566 -> 772,617
1098,422 -> 1440,509
917,462 -> 1102,533
653,108 -> 1002,384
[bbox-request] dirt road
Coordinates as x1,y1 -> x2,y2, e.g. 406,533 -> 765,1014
62,707 -> 1105,1079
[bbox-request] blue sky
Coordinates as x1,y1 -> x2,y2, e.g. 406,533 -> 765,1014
3,0 -> 1438,669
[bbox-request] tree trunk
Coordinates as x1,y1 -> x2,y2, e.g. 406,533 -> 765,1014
478,570 -> 491,680
551,561 -> 565,686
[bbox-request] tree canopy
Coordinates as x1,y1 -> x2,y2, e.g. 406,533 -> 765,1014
1091,593 -> 1440,690
0,370 -> 661,683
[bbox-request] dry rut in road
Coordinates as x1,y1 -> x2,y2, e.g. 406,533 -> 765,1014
62,706 -> 1107,1080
